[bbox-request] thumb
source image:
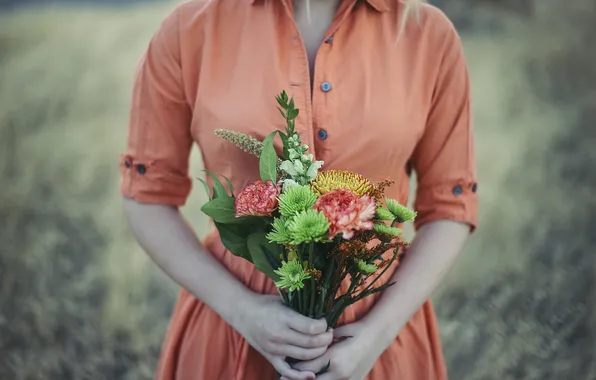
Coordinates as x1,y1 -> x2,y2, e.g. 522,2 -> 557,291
332,324 -> 357,340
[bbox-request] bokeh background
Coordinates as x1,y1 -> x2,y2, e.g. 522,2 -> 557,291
1,0 -> 595,379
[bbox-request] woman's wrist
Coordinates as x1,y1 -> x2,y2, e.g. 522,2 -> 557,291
360,305 -> 403,346
221,288 -> 261,332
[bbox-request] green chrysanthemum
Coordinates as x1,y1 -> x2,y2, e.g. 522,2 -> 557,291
385,199 -> 417,222
374,223 -> 403,237
278,185 -> 318,217
356,259 -> 378,274
266,217 -> 293,244
375,207 -> 395,221
287,209 -> 330,244
274,258 -> 311,292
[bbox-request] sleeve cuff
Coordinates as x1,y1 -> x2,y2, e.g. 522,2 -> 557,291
413,180 -> 478,232
119,154 -> 192,207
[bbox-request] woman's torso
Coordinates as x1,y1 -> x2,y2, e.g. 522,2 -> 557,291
175,0 -> 452,321
177,0 -> 447,192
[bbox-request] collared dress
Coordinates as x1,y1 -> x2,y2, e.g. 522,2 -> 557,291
119,0 -> 478,378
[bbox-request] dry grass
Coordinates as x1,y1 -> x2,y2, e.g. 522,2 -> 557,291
0,1 -> 594,379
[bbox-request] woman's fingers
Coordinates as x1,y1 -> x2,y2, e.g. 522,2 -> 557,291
292,353 -> 330,373
286,314 -> 328,335
272,357 -> 316,380
309,373 -> 335,380
270,344 -> 327,361
332,323 -> 358,340
273,327 -> 334,348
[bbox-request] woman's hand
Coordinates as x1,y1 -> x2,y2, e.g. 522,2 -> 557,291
284,321 -> 388,380
234,294 -> 334,380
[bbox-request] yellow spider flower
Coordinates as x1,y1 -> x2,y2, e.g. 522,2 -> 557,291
310,170 -> 374,196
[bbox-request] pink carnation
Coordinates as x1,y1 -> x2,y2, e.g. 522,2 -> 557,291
234,180 -> 279,218
313,188 -> 376,240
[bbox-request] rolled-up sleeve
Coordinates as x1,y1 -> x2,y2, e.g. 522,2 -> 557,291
411,25 -> 478,231
119,8 -> 193,206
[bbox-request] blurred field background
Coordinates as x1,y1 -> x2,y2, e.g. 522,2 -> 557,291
1,0 -> 595,379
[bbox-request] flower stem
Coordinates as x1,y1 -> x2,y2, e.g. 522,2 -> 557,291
308,243 -> 316,317
316,257 -> 335,318
278,288 -> 289,306
297,290 -> 303,314
354,248 -> 400,301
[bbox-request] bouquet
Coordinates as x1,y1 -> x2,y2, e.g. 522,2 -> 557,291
200,90 -> 416,358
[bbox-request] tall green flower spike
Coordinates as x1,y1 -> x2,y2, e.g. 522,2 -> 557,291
287,209 -> 330,244
375,207 -> 395,221
278,185 -> 318,217
274,258 -> 311,292
266,217 -> 293,244
215,129 -> 283,168
214,129 -> 264,157
385,199 -> 417,222
356,259 -> 378,274
374,224 -> 403,237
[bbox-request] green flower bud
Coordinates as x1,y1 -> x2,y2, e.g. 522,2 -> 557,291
278,185 -> 318,217
287,209 -> 330,244
266,216 -> 293,244
375,207 -> 395,221
274,258 -> 311,292
356,259 -> 377,274
373,223 -> 403,237
385,199 -> 417,222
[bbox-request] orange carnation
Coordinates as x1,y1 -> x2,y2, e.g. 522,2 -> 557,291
313,188 -> 376,240
234,180 -> 279,218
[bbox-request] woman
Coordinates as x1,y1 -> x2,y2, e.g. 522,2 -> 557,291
120,0 -> 478,379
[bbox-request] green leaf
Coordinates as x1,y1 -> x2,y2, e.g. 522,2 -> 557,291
276,95 -> 287,109
196,178 -> 212,200
200,196 -> 237,223
215,222 -> 252,262
223,175 -> 234,197
203,170 -> 228,199
214,217 -> 270,262
365,281 -> 396,296
279,131 -> 290,160
288,97 -> 295,112
277,107 -> 286,120
259,131 -> 279,183
288,108 -> 299,120
247,231 -> 282,282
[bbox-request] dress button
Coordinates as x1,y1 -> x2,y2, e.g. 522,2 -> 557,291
137,164 -> 147,175
452,185 -> 463,196
321,82 -> 332,92
472,183 -> 478,193
325,36 -> 333,44
317,129 -> 328,140
124,160 -> 131,168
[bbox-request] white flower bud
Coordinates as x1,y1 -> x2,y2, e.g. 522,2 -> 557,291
280,160 -> 298,176
293,160 -> 305,174
289,149 -> 301,160
306,160 -> 324,181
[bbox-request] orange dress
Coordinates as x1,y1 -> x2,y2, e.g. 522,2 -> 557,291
119,0 -> 478,379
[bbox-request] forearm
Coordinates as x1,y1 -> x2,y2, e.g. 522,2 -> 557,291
123,197 -> 255,328
362,220 -> 471,343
